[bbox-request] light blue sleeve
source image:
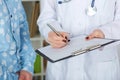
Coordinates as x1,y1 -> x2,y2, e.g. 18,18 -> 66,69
18,1 -> 36,74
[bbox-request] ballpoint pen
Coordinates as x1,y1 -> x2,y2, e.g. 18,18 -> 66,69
47,23 -> 63,37
47,23 -> 70,42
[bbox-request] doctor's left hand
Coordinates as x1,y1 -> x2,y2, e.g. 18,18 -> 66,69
18,70 -> 32,80
86,29 -> 105,40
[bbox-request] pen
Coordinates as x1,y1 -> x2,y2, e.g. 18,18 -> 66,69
47,23 -> 70,42
47,23 -> 63,37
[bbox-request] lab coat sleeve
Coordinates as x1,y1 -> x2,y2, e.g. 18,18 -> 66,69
19,2 -> 36,75
99,0 -> 120,39
37,0 -> 64,40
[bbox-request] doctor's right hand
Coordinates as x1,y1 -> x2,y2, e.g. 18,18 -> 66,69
47,31 -> 69,48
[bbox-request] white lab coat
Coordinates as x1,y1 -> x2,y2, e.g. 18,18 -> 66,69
37,0 -> 120,80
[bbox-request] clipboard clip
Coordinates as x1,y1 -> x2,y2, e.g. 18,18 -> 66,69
72,44 -> 101,56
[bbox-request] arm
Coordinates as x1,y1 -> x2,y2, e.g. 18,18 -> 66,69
37,0 -> 64,40
99,0 -> 120,39
18,1 -> 36,80
88,0 -> 120,40
37,0 -> 68,48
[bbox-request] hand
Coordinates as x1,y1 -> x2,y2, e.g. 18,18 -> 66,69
18,70 -> 32,80
86,29 -> 105,40
47,31 -> 69,48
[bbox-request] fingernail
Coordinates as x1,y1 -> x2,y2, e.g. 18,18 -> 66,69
86,36 -> 89,40
62,40 -> 66,43
65,36 -> 67,40
68,39 -> 70,42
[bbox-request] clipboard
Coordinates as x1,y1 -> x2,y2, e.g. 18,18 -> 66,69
36,36 -> 118,63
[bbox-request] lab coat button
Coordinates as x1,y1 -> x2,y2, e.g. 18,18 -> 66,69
10,15 -> 12,18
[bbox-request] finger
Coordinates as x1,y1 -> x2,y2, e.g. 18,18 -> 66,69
54,35 -> 66,41
48,31 -> 69,48
52,43 -> 67,48
48,34 -> 64,42
48,38 -> 67,46
92,31 -> 100,38
48,31 -> 70,43
92,29 -> 105,38
24,75 -> 32,80
51,40 -> 67,48
85,34 -> 95,40
19,71 -> 32,80
61,32 -> 71,41
51,38 -> 67,48
19,74 -> 25,80
48,34 -> 67,44
50,41 -> 67,48
86,30 -> 101,40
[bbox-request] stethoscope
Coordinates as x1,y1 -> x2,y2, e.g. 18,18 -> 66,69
58,0 -> 71,4
58,0 -> 97,16
86,0 -> 97,16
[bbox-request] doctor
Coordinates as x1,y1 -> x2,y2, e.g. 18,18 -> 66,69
37,0 -> 120,80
